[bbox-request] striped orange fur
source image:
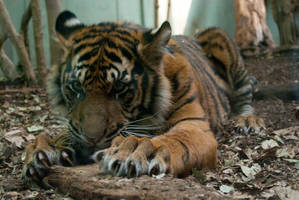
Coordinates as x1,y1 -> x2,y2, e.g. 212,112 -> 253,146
23,11 -> 264,181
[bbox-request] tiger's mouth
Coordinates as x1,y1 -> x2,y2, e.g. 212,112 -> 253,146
69,113 -> 165,149
82,123 -> 157,147
84,135 -> 101,144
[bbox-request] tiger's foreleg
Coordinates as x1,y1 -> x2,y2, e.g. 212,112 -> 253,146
94,122 -> 217,177
94,101 -> 218,177
150,121 -> 218,176
22,132 -> 75,184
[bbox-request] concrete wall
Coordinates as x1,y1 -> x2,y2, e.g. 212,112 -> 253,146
0,0 -> 279,78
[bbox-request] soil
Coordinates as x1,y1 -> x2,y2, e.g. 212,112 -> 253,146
0,52 -> 298,200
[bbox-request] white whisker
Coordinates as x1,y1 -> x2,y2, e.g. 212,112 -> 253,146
125,111 -> 163,125
126,126 -> 162,131
121,131 -> 153,138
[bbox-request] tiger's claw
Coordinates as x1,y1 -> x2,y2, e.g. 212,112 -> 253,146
60,150 -> 74,166
93,136 -> 170,177
234,114 -> 265,134
22,134 -> 75,184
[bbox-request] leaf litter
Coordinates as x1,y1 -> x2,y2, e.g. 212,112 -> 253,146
0,54 -> 299,199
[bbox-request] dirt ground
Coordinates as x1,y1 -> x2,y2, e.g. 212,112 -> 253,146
0,52 -> 298,199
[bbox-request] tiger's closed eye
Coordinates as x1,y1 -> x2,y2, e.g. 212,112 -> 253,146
114,80 -> 129,100
66,80 -> 85,100
67,81 -> 81,93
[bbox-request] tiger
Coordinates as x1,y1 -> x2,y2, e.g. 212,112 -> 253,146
23,10 -> 264,182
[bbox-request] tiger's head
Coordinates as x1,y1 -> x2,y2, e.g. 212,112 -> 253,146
47,11 -> 172,148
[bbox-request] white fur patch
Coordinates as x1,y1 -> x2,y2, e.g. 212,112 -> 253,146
150,27 -> 160,35
64,18 -> 81,27
107,68 -> 119,82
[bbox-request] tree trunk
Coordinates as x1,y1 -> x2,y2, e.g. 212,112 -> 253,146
31,0 -> 47,86
45,164 -> 225,200
0,0 -> 37,85
271,0 -> 299,46
234,0 -> 276,57
45,0 -> 64,67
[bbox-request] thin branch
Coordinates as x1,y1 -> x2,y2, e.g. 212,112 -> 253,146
139,0 -> 145,26
0,0 -> 37,85
0,87 -> 41,95
0,31 -> 7,48
166,0 -> 171,21
31,0 -> 47,86
0,28 -> 19,80
45,0 -> 64,67
155,0 -> 159,28
0,49 -> 19,80
20,1 -> 32,57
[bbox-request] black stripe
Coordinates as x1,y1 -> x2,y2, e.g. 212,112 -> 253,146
170,68 -> 183,92
105,127 -> 120,138
183,39 -> 230,113
235,89 -> 252,98
119,46 -> 133,60
234,73 -> 248,90
173,138 -> 190,164
73,24 -> 137,43
179,41 -> 221,108
78,48 -> 98,62
141,70 -> 149,108
65,58 -> 73,72
148,75 -> 158,114
176,77 -> 193,101
104,49 -> 122,63
197,31 -> 237,70
69,120 -> 80,136
167,93 -> 198,119
74,40 -> 103,55
112,34 -> 136,45
171,117 -> 206,127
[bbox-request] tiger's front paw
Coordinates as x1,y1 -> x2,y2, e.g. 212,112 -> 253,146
93,136 -> 170,177
22,134 -> 74,184
234,114 -> 265,134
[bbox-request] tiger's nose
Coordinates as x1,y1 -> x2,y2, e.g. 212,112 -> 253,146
85,135 -> 99,144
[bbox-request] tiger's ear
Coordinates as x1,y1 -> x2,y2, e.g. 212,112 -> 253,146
140,21 -> 172,67
143,21 -> 171,47
55,10 -> 84,48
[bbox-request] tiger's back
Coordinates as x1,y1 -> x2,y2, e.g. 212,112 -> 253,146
164,35 -> 232,131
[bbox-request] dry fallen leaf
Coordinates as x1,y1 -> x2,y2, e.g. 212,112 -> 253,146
27,125 -> 44,133
4,129 -> 23,137
240,163 -> 261,180
276,146 -> 296,158
261,139 -> 279,150
4,129 -> 26,148
23,134 -> 35,142
219,184 -> 234,193
273,186 -> 299,200
273,126 -> 299,136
